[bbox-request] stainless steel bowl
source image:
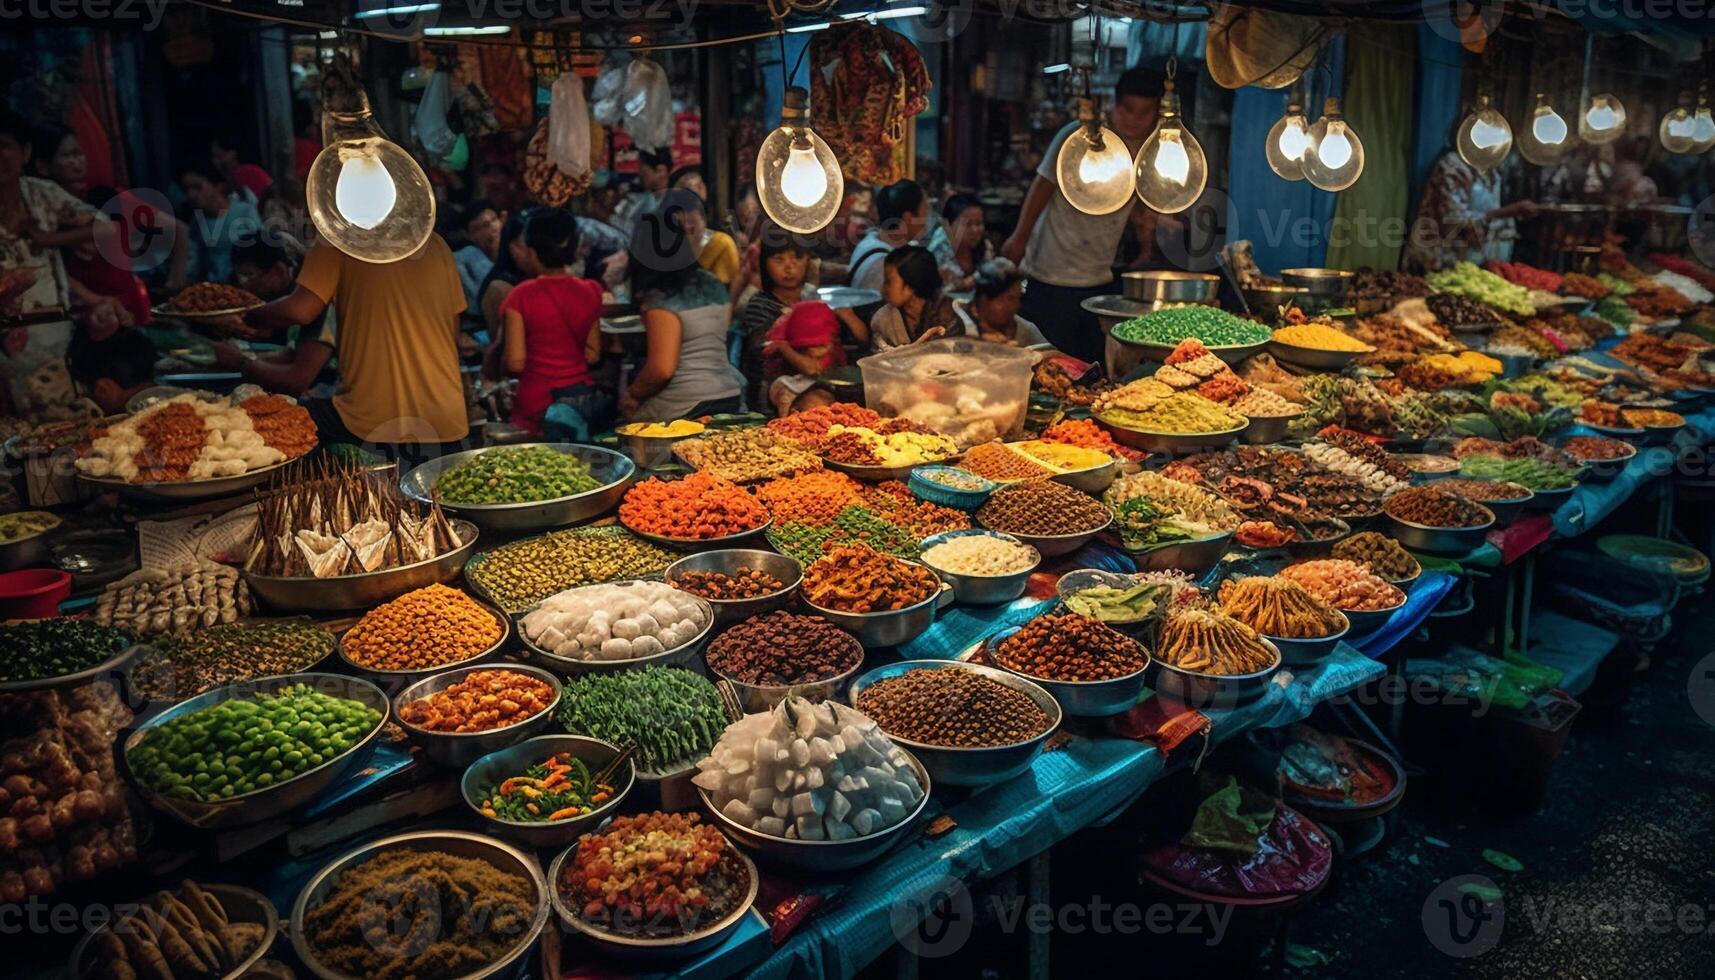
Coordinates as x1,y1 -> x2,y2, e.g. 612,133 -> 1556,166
983,512 -> 1113,559
461,734 -> 635,848
1266,339 -> 1368,370
1241,284 -> 1309,321
548,840 -> 758,961
918,529 -> 1040,605
1340,596 -> 1408,636
623,518 -> 772,551
1385,507 -> 1495,556
1127,531 -> 1235,576
616,423 -> 706,469
1113,337 -> 1271,367
336,597 -> 511,682
292,830 -> 551,980
120,672 -> 389,829
72,884 -> 279,980
664,549 -> 803,623
1049,457 -> 1122,494
401,444 -> 636,533
712,650 -> 865,713
0,512 -> 60,572
1237,413 -> 1301,445
801,573 -> 950,648
1572,444 -> 1636,482
1264,610 -> 1350,666
1280,267 -> 1354,297
1478,490 -> 1534,525
1150,638 -> 1282,711
393,663 -> 563,768
982,626 -> 1151,717
1397,454 -> 1462,482
76,455 -> 301,503
244,519 -> 481,613
1095,417 -> 1249,455
1526,484 -> 1575,511
515,582 -> 716,674
698,749 -> 932,870
823,455 -> 959,482
849,660 -> 1061,787
1121,270 -> 1220,304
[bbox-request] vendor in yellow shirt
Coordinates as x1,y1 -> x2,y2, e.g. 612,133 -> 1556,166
234,235 -> 470,463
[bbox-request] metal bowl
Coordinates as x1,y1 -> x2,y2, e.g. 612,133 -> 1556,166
1581,421 -> 1646,441
1266,339 -> 1369,370
1263,610 -> 1350,666
1397,454 -> 1462,482
548,839 -> 758,961
1475,490 -> 1533,525
622,517 -> 772,551
1115,337 -> 1271,367
1526,483 -> 1575,511
1340,594 -> 1408,637
393,663 -> 563,768
981,510 -> 1112,559
1241,284 -> 1309,321
1127,531 -> 1235,576
401,444 -> 636,533
616,422 -> 706,469
849,660 -> 1061,787
1384,506 -> 1495,556
1095,416 -> 1249,455
1280,267 -> 1354,297
72,884 -> 279,980
120,672 -> 389,829
698,749 -> 932,871
1121,270 -> 1220,304
292,830 -> 550,980
461,734 -> 635,849
1238,413 -> 1302,445
0,512 -> 61,572
801,573 -> 950,648
664,549 -> 803,623
712,647 -> 865,714
1569,444 -> 1636,482
982,625 -> 1151,717
515,582 -> 716,674
823,455 -> 959,483
75,455 -> 303,503
244,519 -> 480,613
1150,638 -> 1282,711
0,637 -> 141,695
1636,420 -> 1686,446
1048,457 -> 1122,495
336,597 -> 511,682
918,529 -> 1041,605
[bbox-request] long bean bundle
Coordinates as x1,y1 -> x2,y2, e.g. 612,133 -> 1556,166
556,667 -> 728,775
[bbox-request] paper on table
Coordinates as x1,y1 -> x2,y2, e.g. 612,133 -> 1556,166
137,504 -> 258,570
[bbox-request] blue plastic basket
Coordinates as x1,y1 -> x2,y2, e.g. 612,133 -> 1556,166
908,466 -> 996,511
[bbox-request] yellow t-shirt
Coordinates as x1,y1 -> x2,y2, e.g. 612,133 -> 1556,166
297,236 -> 469,443
698,231 -> 740,285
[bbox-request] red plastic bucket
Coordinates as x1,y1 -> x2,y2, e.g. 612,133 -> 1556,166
0,568 -> 71,620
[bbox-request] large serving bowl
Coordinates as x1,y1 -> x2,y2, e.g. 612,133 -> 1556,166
981,511 -> 1113,559
393,663 -> 563,768
823,455 -> 958,482
712,653 -> 865,714
1241,283 -> 1309,321
244,519 -> 481,613
1125,530 -> 1235,577
291,830 -> 551,980
1384,506 -> 1495,556
1527,483 -> 1575,511
76,456 -> 301,503
547,839 -> 759,961
1340,594 -> 1408,636
0,511 -> 61,572
1266,339 -> 1368,371
981,625 -> 1151,717
119,672 -> 389,829
0,638 -> 142,695
663,549 -> 803,623
514,581 -> 716,674
336,597 -> 511,683
622,518 -> 773,551
1049,456 -> 1122,495
801,571 -> 950,648
849,660 -> 1061,787
1263,610 -> 1350,667
698,749 -> 932,871
461,734 -> 635,849
1095,417 -> 1249,455
1238,413 -> 1302,445
1120,270 -> 1220,304
616,421 -> 705,469
1112,338 -> 1270,368
72,885 -> 279,980
401,444 -> 635,533
1280,267 -> 1354,297
1570,441 -> 1636,482
1467,488 -> 1534,526
918,529 -> 1040,605
1149,638 -> 1282,711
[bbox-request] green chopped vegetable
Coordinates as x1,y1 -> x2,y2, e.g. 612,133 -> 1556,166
557,667 -> 727,776
1063,582 -> 1168,625
475,751 -> 616,822
1459,454 -> 1576,490
437,446 -> 601,504
1111,306 -> 1270,348
0,620 -> 131,684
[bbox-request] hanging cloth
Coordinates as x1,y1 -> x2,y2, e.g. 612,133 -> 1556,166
476,43 -> 534,131
412,69 -> 458,162
548,73 -> 591,177
808,23 -> 931,185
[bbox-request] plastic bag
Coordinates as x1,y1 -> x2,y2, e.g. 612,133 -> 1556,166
548,73 -> 591,177
1141,805 -> 1333,899
590,60 -> 626,125
412,69 -> 458,162
622,56 -> 673,152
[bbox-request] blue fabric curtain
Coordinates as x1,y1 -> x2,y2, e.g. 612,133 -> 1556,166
1411,23 -> 1465,196
1223,36 -> 1345,274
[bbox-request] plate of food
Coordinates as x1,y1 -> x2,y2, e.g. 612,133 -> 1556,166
153,282 -> 264,319
74,391 -> 317,499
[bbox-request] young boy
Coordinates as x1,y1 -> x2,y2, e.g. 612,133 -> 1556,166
763,301 -> 845,417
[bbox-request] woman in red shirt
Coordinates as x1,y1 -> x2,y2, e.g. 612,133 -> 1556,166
499,208 -> 606,434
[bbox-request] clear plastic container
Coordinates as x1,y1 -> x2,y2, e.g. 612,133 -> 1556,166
857,339 -> 1037,447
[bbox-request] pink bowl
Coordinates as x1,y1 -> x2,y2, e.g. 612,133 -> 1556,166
0,569 -> 72,620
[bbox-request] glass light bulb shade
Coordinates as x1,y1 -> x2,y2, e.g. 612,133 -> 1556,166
1265,110 -> 1311,181
1519,100 -> 1570,165
1056,124 -> 1137,216
306,136 -> 435,263
1134,122 -> 1207,214
1456,107 -> 1514,171
1578,94 -> 1626,145
756,125 -> 844,234
1304,116 -> 1364,192
1690,107 -> 1715,153
1660,107 -> 1699,154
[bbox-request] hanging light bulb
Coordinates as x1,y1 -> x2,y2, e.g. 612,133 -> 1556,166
1055,95 -> 1137,215
756,87 -> 844,234
1265,99 -> 1312,181
1456,95 -> 1514,172
1518,93 -> 1571,165
1689,84 -> 1715,154
1134,67 -> 1207,214
1303,97 -> 1364,192
1660,91 -> 1699,155
306,56 -> 435,263
1578,92 -> 1626,145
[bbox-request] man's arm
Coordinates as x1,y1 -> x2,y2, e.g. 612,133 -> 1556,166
244,284 -> 329,332
215,338 -> 333,394
1002,176 -> 1054,265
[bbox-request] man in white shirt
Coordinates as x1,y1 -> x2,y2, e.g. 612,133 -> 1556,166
848,179 -> 929,293
1001,66 -> 1164,363
609,148 -> 673,239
